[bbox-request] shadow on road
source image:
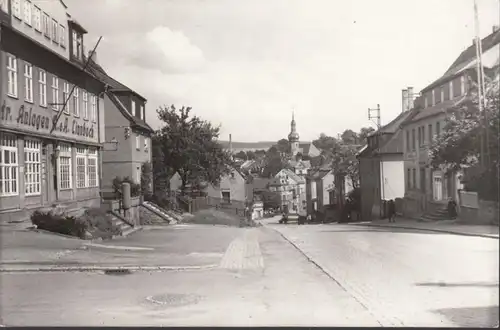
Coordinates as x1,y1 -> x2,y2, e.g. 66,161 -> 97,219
416,281 -> 499,288
432,305 -> 499,327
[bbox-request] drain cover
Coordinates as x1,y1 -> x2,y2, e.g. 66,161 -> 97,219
146,293 -> 202,307
104,269 -> 132,275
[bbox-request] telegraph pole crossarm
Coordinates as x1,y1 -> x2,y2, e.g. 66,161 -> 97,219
50,36 -> 103,134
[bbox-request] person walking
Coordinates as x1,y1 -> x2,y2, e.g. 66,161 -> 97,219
388,199 -> 396,223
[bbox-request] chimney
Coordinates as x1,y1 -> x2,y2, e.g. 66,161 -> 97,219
407,87 -> 414,110
493,25 -> 499,33
402,89 -> 409,112
229,134 -> 232,154
88,50 -> 97,64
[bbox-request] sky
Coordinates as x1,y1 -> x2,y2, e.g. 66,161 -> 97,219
65,0 -> 500,142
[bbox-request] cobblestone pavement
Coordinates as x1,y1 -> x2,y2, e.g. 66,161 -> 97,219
268,220 -> 499,327
0,227 -> 379,327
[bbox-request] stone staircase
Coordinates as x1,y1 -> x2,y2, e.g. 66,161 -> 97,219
109,212 -> 140,237
419,204 -> 453,222
141,201 -> 183,224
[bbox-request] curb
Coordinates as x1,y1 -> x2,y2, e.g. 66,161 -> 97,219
82,242 -> 154,252
270,227 -> 398,327
351,223 -> 499,239
0,263 -> 219,273
28,226 -> 143,243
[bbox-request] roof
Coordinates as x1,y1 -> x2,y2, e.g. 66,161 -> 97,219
106,92 -> 154,133
271,168 -> 305,184
377,129 -> 405,155
252,177 -> 271,190
288,159 -> 311,169
68,19 -> 88,34
404,95 -> 467,124
309,168 -> 332,180
370,110 -> 413,135
422,29 -> 500,93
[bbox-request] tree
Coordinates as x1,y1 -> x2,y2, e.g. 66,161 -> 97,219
341,129 -> 358,144
246,150 -> 256,160
153,105 -> 233,193
358,127 -> 376,144
313,133 -> 338,152
429,82 -> 499,200
275,138 -> 291,154
331,142 -> 362,189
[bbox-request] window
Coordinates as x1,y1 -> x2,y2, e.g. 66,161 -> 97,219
42,12 -> 50,37
7,55 -> 18,98
0,134 -> 18,196
90,94 -> 97,122
131,99 -> 136,116
449,81 -> 453,99
58,143 -> 72,190
424,96 -> 428,108
406,168 -> 411,189
436,121 -> 441,138
24,62 -> 33,102
59,25 -> 66,48
136,166 -> 141,184
23,0 -> 32,25
420,168 -> 426,193
76,147 -> 86,188
411,128 -> 416,151
51,76 -> 59,110
12,0 -> 20,18
38,70 -> 47,107
51,19 -> 58,43
144,138 -> 149,152
141,105 -> 145,120
431,89 -> 436,106
135,135 -> 140,150
428,124 -> 433,144
82,91 -> 88,119
33,6 -> 41,31
24,139 -> 41,196
222,191 -> 231,204
439,87 -> 444,104
87,148 -> 98,187
72,31 -> 83,59
412,169 -> 416,189
73,87 -> 79,117
460,76 -> 465,95
417,127 -> 421,147
62,82 -> 70,114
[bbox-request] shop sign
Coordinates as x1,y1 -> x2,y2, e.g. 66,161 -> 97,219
0,101 -> 96,140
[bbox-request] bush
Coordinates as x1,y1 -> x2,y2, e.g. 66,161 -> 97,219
31,210 -> 87,238
78,208 -> 122,239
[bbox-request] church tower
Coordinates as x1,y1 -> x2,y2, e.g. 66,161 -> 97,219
288,112 -> 300,156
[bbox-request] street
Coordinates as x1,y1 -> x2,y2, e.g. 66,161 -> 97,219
1,220 -> 498,327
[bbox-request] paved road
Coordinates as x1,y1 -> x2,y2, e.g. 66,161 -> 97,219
266,219 -> 499,327
1,220 -> 498,327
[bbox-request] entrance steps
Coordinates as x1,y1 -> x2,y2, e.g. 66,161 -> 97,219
109,213 -> 140,237
141,201 -> 183,224
419,204 -> 453,222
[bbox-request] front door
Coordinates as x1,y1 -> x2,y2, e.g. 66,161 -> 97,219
433,175 -> 443,201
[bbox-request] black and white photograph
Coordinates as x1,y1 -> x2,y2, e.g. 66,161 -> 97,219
0,0 -> 499,327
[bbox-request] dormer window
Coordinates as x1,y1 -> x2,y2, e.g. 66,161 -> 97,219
131,99 -> 136,116
72,31 -> 83,60
140,104 -> 145,120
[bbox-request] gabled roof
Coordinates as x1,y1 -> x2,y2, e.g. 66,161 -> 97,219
422,29 -> 500,93
404,94 -> 467,124
106,92 -> 154,133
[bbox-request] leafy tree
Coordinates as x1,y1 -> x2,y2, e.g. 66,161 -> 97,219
341,129 -> 358,144
274,138 -> 291,154
246,150 -> 256,160
254,149 -> 267,158
358,127 -> 376,144
153,105 -> 233,193
331,143 -> 362,189
313,133 -> 338,152
429,81 -> 499,200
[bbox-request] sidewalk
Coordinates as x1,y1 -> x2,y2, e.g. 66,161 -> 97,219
0,224 -> 242,272
350,218 -> 499,239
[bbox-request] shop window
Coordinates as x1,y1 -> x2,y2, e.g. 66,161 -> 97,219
24,139 -> 41,196
87,148 -> 98,187
58,143 -> 72,190
76,147 -> 86,188
0,134 -> 18,196
7,55 -> 18,98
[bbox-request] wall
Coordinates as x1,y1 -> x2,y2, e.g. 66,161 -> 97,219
458,199 -> 499,225
10,0 -> 70,60
205,170 -> 247,202
380,157 -> 404,200
102,196 -> 141,227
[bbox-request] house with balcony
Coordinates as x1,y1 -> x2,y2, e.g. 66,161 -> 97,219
86,57 -> 154,197
0,0 -> 108,223
400,26 -> 500,219
268,168 -> 306,213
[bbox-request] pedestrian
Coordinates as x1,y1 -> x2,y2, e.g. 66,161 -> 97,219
388,199 -> 396,223
447,198 -> 457,219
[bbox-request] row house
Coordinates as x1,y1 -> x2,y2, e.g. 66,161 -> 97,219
268,168 -> 306,213
305,167 -> 334,219
0,0 -> 106,222
401,26 -> 500,218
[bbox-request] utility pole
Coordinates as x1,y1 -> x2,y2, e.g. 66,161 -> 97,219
368,104 -> 384,218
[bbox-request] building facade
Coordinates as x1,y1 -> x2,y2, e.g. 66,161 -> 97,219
0,0 -> 106,222
204,168 -> 249,203
268,168 -> 306,213
305,168 -> 335,217
86,60 -> 154,195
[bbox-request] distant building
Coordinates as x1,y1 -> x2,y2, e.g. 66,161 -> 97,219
268,168 -> 306,213
306,167 -> 335,216
287,112 -> 321,158
204,167 -> 249,204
